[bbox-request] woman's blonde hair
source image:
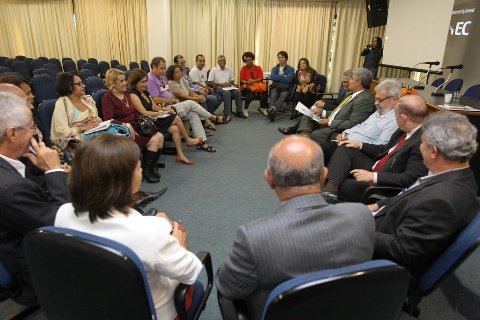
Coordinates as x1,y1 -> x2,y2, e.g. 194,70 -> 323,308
105,68 -> 125,90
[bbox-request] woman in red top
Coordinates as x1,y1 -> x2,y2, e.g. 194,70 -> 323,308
102,68 -> 164,183
239,52 -> 267,117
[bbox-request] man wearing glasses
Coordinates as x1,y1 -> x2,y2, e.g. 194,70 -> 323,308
322,94 -> 428,203
320,79 -> 401,163
0,88 -> 69,305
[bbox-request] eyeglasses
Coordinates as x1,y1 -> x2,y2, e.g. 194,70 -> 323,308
374,96 -> 392,102
73,81 -> 85,86
16,123 -> 37,132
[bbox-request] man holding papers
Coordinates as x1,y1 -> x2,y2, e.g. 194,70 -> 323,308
296,68 -> 375,144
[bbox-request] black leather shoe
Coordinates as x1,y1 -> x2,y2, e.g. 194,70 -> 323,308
321,191 -> 341,204
267,107 -> 277,122
278,127 -> 294,135
135,187 -> 168,208
235,111 -> 247,119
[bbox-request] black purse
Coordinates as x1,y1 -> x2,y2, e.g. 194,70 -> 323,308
136,116 -> 158,136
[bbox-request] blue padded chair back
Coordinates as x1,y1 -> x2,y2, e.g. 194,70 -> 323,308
0,259 -> 13,292
444,78 -> 463,92
0,56 -> 8,66
37,57 -> 48,63
31,74 -> 58,105
24,226 -> 157,320
0,66 -> 12,75
463,84 -> 480,100
62,59 -> 77,72
11,61 -> 30,78
317,74 -> 327,94
4,58 -> 15,69
125,70 -> 131,80
77,59 -> 87,70
130,61 -> 140,70
15,55 -> 27,61
85,76 -> 106,95
30,59 -> 45,71
87,58 -> 98,65
116,64 -> 128,72
111,59 -> 120,68
33,68 -> 56,78
91,88 -> 107,119
431,78 -> 445,88
78,68 -> 94,82
42,63 -> 59,76
82,62 -> 98,76
416,210 -> 480,295
262,260 -> 410,320
37,99 -> 57,143
141,60 -> 150,73
98,61 -> 110,77
48,58 -> 62,72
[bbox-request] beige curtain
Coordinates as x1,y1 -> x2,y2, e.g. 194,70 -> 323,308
74,0 -> 148,64
0,0 -> 78,59
170,0 -> 336,84
330,0 -> 386,90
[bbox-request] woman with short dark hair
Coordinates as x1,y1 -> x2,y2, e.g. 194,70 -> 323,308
239,51 -> 267,118
51,72 -> 101,161
54,134 -> 203,319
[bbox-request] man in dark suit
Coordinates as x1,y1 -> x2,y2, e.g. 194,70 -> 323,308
369,111 -> 479,274
216,136 -> 375,319
322,94 -> 428,202
295,67 -> 376,144
277,68 -> 352,135
0,89 -> 69,305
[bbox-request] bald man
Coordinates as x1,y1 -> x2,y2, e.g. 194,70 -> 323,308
216,136 -> 375,319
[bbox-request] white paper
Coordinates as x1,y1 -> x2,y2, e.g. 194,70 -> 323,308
438,105 -> 480,112
295,102 -> 322,121
83,120 -> 112,135
222,86 -> 237,91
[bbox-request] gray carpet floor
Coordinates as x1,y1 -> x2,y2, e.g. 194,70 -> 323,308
1,102 -> 479,319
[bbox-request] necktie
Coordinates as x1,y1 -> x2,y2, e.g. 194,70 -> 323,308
373,133 -> 407,172
328,94 -> 352,120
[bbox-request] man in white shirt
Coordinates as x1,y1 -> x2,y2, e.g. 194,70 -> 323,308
207,55 -> 244,118
189,54 -> 222,113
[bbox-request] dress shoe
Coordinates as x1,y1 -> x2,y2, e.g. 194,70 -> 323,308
235,111 -> 247,119
321,191 -> 341,204
135,187 -> 168,208
278,127 -> 294,135
258,107 -> 268,116
267,106 -> 277,122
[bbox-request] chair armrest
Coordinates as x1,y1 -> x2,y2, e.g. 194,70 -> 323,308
361,186 -> 403,204
315,92 -> 337,100
217,290 -> 251,320
174,251 -> 213,320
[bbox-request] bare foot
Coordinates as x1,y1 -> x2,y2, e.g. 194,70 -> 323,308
186,137 -> 201,146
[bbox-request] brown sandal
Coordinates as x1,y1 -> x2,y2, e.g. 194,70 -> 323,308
213,115 -> 232,125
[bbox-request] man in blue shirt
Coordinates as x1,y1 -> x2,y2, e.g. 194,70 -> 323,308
321,79 -> 400,162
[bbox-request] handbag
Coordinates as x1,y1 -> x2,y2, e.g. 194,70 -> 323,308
249,82 -> 267,93
84,122 -> 131,139
136,116 -> 159,136
272,81 -> 290,91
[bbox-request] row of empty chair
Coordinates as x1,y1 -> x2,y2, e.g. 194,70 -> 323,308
0,56 -> 151,79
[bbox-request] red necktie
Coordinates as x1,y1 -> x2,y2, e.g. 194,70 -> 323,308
373,133 -> 407,172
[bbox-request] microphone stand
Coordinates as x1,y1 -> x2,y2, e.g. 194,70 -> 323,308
431,68 -> 454,97
414,62 -> 439,89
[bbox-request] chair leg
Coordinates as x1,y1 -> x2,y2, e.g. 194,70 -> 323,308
403,287 -> 422,318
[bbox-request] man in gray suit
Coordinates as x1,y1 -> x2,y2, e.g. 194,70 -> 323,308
216,135 -> 375,319
296,67 -> 376,144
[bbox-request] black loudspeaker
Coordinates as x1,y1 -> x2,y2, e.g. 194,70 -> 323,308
365,0 -> 388,28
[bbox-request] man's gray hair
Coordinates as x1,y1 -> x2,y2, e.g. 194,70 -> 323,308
422,112 -> 478,162
343,69 -> 353,78
0,92 -> 30,144
351,68 -> 373,89
375,79 -> 402,99
267,141 -> 324,188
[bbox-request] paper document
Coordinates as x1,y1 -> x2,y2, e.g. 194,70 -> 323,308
295,102 -> 322,121
438,105 -> 480,112
84,120 -> 112,135
222,86 -> 237,91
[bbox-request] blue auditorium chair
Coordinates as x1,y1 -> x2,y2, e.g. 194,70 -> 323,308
24,226 -> 213,320
116,64 -> 128,72
431,78 -> 445,89
30,59 -> 45,71
404,207 -> 480,317
87,57 -> 98,66
11,61 -> 30,78
33,68 -> 57,78
91,88 -> 108,119
37,56 -> 48,63
444,78 -> 463,92
31,74 -> 58,105
78,68 -> 94,82
0,66 -> 12,75
218,260 -> 410,320
37,99 -> 57,144
111,59 -> 120,68
43,63 -> 59,76
130,61 -> 140,70
463,84 -> 480,100
48,58 -> 63,72
77,59 -> 87,71
62,59 -> 77,72
85,76 -> 105,95
82,62 -> 99,76
98,60 -> 110,78
141,59 -> 150,73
